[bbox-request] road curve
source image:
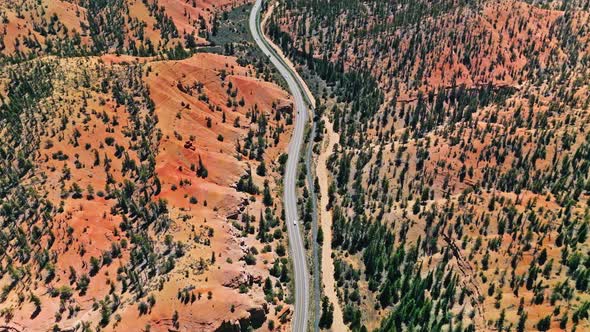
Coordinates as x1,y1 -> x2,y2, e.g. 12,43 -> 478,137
249,1 -> 310,331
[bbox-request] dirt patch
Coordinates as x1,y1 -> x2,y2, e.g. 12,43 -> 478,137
316,116 -> 346,332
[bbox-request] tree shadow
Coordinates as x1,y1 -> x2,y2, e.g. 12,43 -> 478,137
30,306 -> 41,319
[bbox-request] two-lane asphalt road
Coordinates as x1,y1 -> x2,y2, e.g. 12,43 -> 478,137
249,1 -> 310,331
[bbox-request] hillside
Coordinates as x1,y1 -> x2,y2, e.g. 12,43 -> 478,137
0,0 -> 248,59
0,1 -> 297,331
269,0 -> 590,331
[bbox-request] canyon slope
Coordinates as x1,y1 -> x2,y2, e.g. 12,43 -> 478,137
0,1 -> 295,331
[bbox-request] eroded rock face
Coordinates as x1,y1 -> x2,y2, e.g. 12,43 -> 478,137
222,270 -> 251,288
226,198 -> 250,220
276,103 -> 293,115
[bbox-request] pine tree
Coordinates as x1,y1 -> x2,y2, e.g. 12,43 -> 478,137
196,155 -> 208,178
263,180 -> 273,206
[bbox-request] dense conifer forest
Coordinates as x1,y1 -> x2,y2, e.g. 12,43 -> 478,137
270,0 -> 590,330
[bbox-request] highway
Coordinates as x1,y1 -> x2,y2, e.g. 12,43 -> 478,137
249,1 -> 310,331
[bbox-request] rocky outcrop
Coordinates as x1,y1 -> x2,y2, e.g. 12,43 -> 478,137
276,103 -> 293,115
222,270 -> 251,288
